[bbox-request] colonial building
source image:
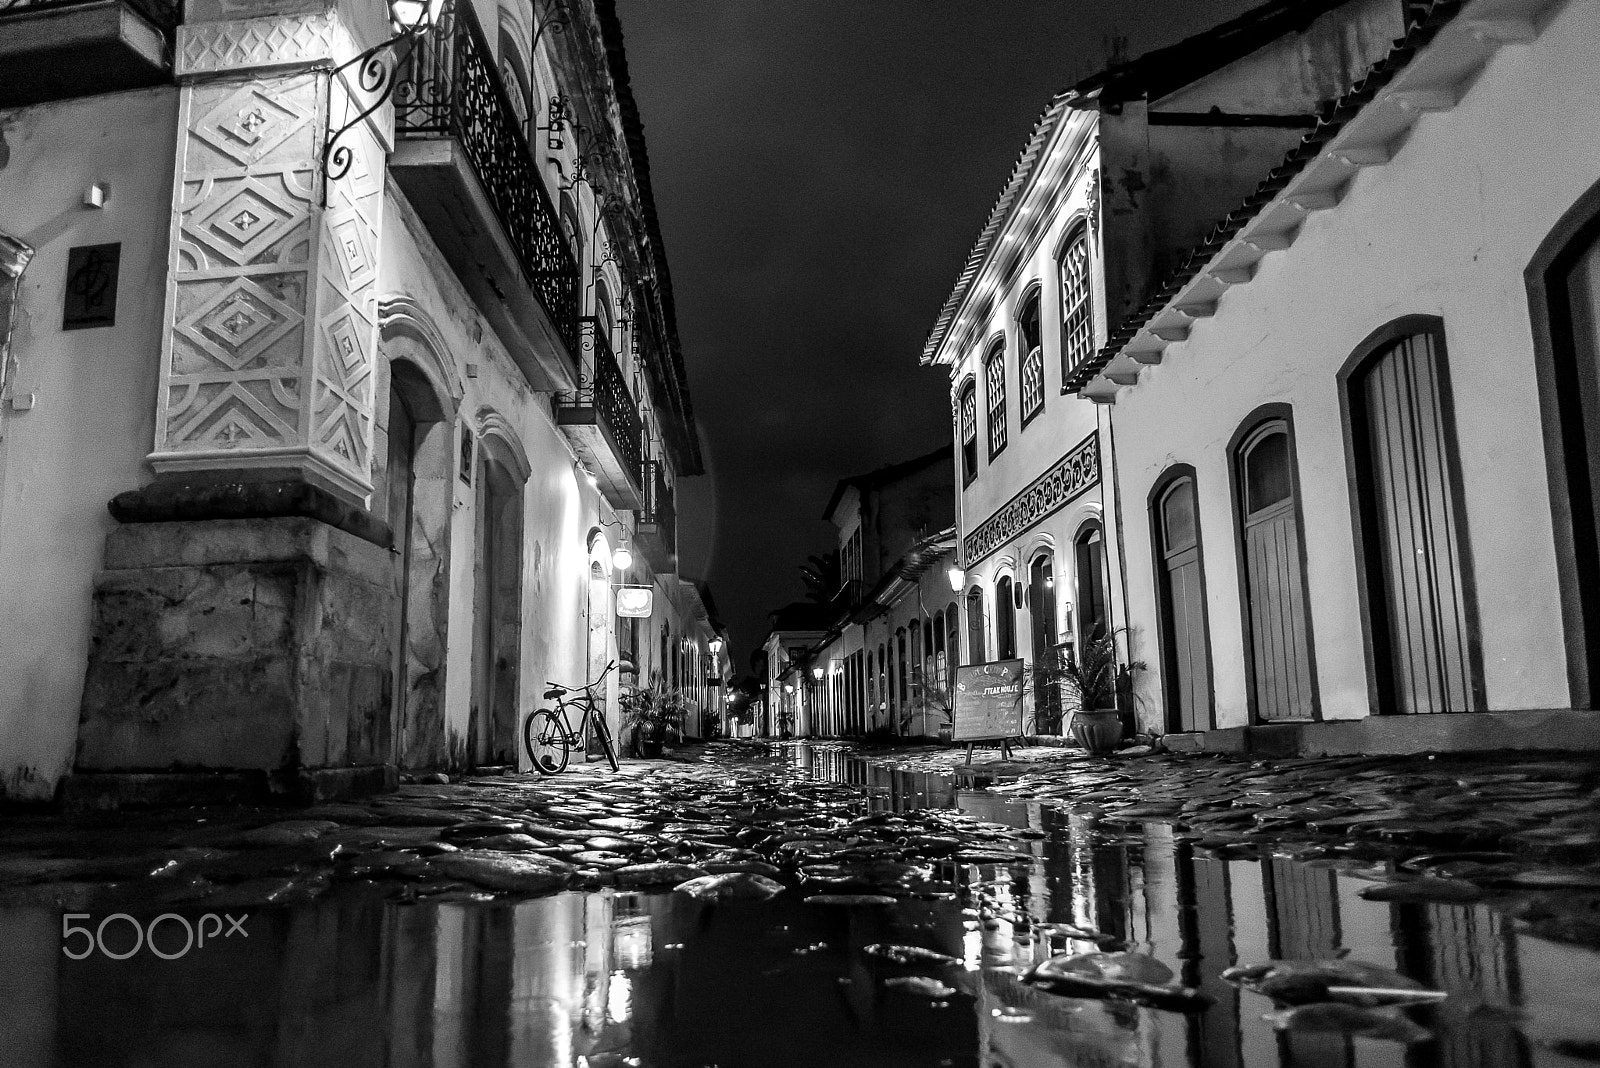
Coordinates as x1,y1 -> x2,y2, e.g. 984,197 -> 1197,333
1071,0 -> 1599,754
759,601 -> 833,738
0,0 -> 711,802
923,0 -> 1416,735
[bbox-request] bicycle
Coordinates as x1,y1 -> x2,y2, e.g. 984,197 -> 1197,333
522,660 -> 620,775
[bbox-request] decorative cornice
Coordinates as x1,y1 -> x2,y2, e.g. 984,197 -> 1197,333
961,433 -> 1100,565
177,11 -> 350,77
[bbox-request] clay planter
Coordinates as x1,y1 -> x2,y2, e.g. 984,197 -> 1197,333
637,721 -> 665,759
1069,708 -> 1123,755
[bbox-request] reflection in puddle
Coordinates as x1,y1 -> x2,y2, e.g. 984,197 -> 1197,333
2,749 -> 1597,1067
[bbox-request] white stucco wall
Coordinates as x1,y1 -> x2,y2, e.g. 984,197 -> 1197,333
0,89 -> 178,799
1110,0 -> 1600,730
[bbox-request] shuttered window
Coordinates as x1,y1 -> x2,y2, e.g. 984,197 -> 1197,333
1018,293 -> 1044,424
1059,227 -> 1093,382
959,383 -> 978,485
984,344 -> 1008,458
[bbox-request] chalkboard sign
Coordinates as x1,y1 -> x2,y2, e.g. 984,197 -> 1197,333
952,659 -> 1024,742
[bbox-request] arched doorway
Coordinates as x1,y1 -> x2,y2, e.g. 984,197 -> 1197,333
1073,521 -> 1109,649
374,306 -> 461,769
1341,318 -> 1483,715
1028,552 -> 1060,731
1528,179 -> 1600,707
1232,411 -> 1318,723
471,424 -> 527,768
994,575 -> 1017,660
1152,469 -> 1212,733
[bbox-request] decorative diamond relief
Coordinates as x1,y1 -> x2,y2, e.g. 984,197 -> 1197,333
193,85 -> 312,167
193,182 -> 301,265
178,14 -> 342,76
178,277 -> 303,370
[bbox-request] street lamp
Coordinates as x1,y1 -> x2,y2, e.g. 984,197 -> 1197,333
811,665 -> 824,681
709,636 -> 725,656
322,0 -> 452,196
946,564 -> 965,592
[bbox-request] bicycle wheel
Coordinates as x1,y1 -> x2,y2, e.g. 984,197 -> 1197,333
523,709 -> 570,775
588,709 -> 619,772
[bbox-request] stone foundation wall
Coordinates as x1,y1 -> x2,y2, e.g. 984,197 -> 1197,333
77,516 -> 394,775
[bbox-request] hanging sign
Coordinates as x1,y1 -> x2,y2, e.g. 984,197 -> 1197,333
615,584 -> 654,617
952,659 -> 1024,742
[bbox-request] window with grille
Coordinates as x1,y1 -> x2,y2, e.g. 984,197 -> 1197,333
1019,293 -> 1044,424
1059,228 -> 1093,384
959,383 -> 978,484
984,344 -> 1007,458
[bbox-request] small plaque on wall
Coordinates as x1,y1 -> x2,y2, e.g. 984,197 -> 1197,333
63,243 -> 121,330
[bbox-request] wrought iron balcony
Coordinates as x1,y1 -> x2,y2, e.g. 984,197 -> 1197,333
0,0 -> 178,107
557,318 -> 644,509
389,2 -> 580,391
637,460 -> 677,573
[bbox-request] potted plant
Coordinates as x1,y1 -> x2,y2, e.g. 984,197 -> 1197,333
621,684 -> 688,759
1031,633 -> 1141,754
1070,633 -> 1144,754
907,668 -> 955,743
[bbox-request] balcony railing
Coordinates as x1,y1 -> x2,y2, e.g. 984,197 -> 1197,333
0,0 -> 177,29
639,460 -> 676,562
0,0 -> 178,107
558,317 -> 643,481
394,4 -> 578,354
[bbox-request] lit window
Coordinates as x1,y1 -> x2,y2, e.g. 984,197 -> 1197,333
984,343 -> 1007,459
1059,228 -> 1093,383
959,383 -> 978,485
1019,293 -> 1043,423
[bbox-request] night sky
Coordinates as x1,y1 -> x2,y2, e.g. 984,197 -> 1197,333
614,1 -> 1262,673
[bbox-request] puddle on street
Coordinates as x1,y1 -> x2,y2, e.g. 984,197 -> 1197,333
2,745 -> 1598,1067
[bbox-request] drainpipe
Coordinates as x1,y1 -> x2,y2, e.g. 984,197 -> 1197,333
1101,402 -> 1135,707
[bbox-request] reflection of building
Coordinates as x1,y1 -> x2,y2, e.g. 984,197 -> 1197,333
1080,0 -> 1600,754
0,0 -> 709,801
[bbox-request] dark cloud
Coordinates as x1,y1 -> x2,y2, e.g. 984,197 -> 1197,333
617,0 -> 1262,670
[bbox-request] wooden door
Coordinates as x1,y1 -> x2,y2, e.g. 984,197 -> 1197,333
1238,424 -> 1316,722
1351,331 -> 1481,714
1157,477 -> 1210,732
1028,553 -> 1059,722
384,384 -> 417,764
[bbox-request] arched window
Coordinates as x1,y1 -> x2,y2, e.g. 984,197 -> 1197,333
965,587 -> 985,665
1232,410 -> 1317,722
1528,179 -> 1600,706
1074,521 -> 1109,647
1018,290 -> 1044,424
1151,467 -> 1212,733
896,628 -> 909,708
497,26 -> 532,132
995,575 -> 1017,660
877,642 -> 887,715
958,380 -> 979,485
1059,224 -> 1093,381
984,341 -> 1008,458
945,607 -> 959,679
1341,318 -> 1482,714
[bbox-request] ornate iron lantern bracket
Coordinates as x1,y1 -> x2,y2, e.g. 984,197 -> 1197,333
320,0 -> 453,205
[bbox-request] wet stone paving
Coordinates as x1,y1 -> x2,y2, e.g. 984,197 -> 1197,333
2,742 -> 1600,1066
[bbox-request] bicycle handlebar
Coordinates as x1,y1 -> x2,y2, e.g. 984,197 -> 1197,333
545,660 -> 616,694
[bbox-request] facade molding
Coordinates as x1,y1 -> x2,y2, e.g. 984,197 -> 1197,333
378,294 -> 464,410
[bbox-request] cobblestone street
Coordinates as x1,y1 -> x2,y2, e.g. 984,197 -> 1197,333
3,742 -> 1600,1065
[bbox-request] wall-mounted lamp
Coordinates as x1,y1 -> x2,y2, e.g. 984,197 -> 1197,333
783,684 -> 794,694
709,636 -> 725,655
946,565 -> 965,593
611,542 -> 633,570
811,666 -> 824,681
322,0 -> 451,201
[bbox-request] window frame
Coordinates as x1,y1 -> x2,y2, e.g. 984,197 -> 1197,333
1058,223 -> 1094,390
1017,288 -> 1045,427
957,379 -> 979,486
984,340 -> 1008,460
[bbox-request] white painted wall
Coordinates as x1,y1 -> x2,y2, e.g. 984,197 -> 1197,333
1110,0 -> 1600,730
0,89 -> 178,800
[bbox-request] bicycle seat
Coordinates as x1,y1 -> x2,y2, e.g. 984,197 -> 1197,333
543,685 -> 568,700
